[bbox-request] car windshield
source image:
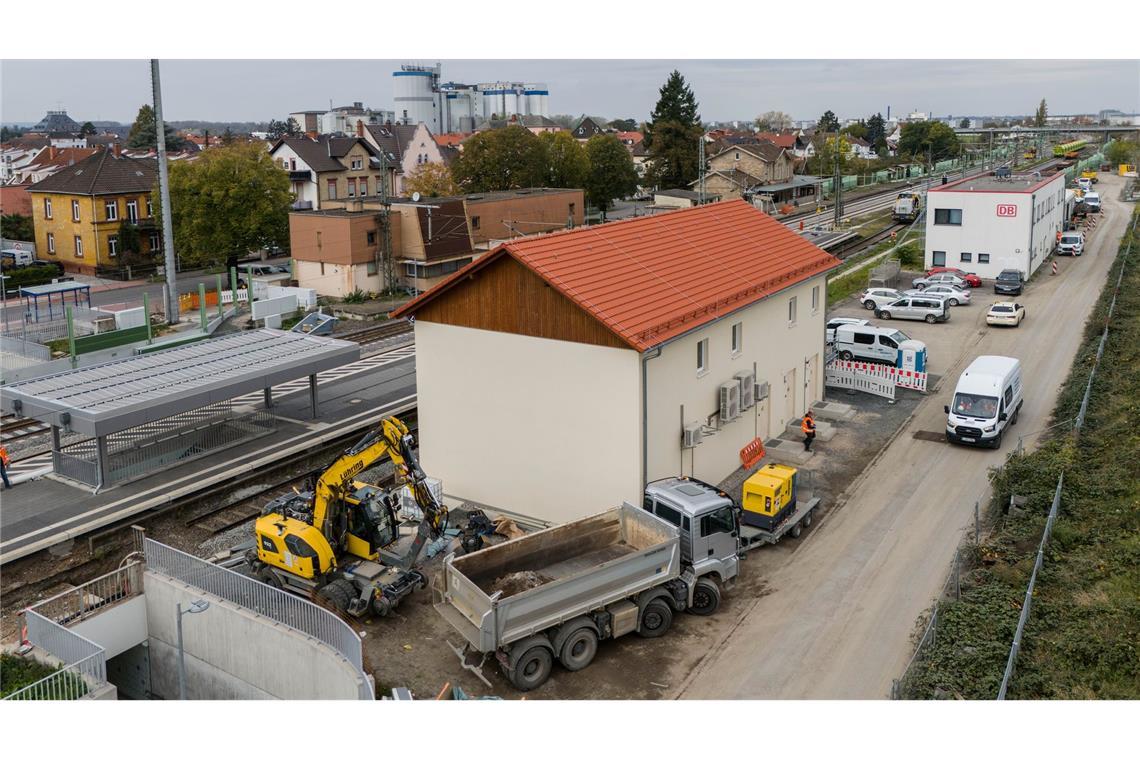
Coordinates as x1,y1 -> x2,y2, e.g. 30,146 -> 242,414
1061,236 -> 1080,244
998,272 -> 1019,281
953,393 -> 999,419
991,305 -> 1013,313
888,329 -> 908,343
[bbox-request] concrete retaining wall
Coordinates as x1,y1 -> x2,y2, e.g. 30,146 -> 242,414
144,571 -> 367,700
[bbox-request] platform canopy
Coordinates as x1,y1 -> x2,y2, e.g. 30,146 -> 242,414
0,329 -> 360,436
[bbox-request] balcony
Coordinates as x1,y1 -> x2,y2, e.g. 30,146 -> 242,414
289,169 -> 312,182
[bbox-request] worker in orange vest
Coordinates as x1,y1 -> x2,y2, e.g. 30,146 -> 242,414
801,411 -> 817,452
0,445 -> 11,489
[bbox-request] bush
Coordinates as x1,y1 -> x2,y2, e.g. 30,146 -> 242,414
341,289 -> 368,304
893,242 -> 923,269
0,262 -> 65,291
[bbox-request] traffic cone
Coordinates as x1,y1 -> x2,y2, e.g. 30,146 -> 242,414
1052,260 -> 1058,276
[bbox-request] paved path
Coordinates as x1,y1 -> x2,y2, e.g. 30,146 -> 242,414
678,173 -> 1132,699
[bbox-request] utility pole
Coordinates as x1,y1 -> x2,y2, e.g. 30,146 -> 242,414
833,136 -> 843,226
698,135 -> 706,204
151,59 -> 179,324
378,149 -> 393,294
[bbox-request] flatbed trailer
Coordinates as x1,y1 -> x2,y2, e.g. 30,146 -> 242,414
738,496 -> 821,551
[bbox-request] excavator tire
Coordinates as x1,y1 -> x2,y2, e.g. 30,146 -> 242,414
317,579 -> 353,613
257,568 -> 283,589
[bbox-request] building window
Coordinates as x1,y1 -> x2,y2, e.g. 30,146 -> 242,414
146,198 -> 153,217
366,260 -> 378,276
327,179 -> 337,199
105,200 -> 118,221
697,338 -> 709,375
351,158 -> 363,170
569,203 -> 576,217
347,179 -> 356,198
359,177 -> 368,195
72,199 -> 81,221
933,208 -> 962,225
280,158 -> 289,170
731,322 -> 742,355
44,197 -> 53,219
74,235 -> 84,258
978,253 -> 990,264
811,285 -> 820,313
47,232 -> 55,254
367,231 -> 377,245
108,235 -> 119,257
788,296 -> 797,325
290,158 -> 296,171
126,200 -> 138,223
932,250 -> 946,266
149,232 -> 160,251
471,216 -> 480,230
960,252 -> 972,263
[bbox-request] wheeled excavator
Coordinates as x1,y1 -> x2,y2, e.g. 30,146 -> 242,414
241,416 -> 448,619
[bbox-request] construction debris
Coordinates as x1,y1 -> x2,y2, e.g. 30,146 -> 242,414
488,570 -> 552,597
493,517 -> 526,540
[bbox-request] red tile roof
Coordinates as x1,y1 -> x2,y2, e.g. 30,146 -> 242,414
434,133 -> 472,147
755,132 -> 797,149
395,200 -> 840,350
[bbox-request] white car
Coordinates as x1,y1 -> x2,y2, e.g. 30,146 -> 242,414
986,301 -> 1026,327
904,285 -> 971,306
1077,177 -> 1092,192
911,273 -> 968,290
826,317 -> 870,344
860,288 -> 904,310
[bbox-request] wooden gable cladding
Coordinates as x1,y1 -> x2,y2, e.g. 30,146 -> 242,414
412,254 -> 631,350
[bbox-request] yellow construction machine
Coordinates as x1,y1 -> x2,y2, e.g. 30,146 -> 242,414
243,416 -> 448,618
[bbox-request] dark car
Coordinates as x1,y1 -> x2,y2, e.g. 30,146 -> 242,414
994,269 -> 1024,296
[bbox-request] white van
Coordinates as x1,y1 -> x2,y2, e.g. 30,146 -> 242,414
834,324 -> 910,365
944,355 -> 1023,448
1058,231 -> 1084,256
1,249 -> 35,268
1083,191 -> 1101,213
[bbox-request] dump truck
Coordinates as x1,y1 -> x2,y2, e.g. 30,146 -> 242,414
435,480 -> 744,691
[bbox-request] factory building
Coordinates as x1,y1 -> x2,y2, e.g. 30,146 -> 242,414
393,63 -> 549,134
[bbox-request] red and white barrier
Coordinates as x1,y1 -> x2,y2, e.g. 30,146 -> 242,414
829,359 -> 928,392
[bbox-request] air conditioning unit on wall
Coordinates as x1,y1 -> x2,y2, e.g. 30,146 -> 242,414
755,380 -> 770,402
682,423 -> 703,449
735,370 -> 756,409
719,381 -> 740,423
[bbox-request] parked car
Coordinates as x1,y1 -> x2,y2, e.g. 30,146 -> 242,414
986,301 -> 1026,327
1077,177 -> 1092,192
859,288 -> 905,310
912,272 -> 968,291
924,266 -> 982,288
1058,231 -> 1084,256
994,269 -> 1024,296
904,285 -> 971,306
875,296 -> 950,323
1083,191 -> 1101,213
834,324 -> 911,364
826,317 -> 870,345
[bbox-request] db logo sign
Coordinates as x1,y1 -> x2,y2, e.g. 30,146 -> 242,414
996,204 -> 1017,217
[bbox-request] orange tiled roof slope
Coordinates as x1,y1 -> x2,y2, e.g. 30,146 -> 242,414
396,199 -> 841,350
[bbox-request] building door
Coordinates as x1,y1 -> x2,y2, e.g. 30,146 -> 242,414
783,367 -> 797,428
756,396 -> 770,441
804,353 -> 818,413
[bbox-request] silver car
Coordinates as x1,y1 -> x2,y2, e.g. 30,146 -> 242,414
911,272 -> 968,290
904,284 -> 971,305
860,288 -> 904,311
875,295 -> 950,323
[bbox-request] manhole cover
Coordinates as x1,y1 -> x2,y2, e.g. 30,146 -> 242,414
912,430 -> 946,442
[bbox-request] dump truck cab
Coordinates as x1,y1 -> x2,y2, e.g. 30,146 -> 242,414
643,477 -> 740,590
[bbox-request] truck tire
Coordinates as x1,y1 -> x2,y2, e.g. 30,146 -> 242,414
840,350 -> 854,361
638,599 -> 673,638
559,628 -> 598,672
510,646 -> 553,691
791,522 -> 803,539
317,580 -> 352,613
688,579 -> 721,617
803,509 -> 814,528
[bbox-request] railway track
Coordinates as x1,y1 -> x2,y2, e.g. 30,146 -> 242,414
339,319 -> 413,345
828,223 -> 908,260
0,414 -> 50,443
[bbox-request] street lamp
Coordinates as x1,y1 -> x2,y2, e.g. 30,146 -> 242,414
176,599 -> 210,700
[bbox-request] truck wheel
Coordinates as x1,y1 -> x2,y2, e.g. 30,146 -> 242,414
803,509 -> 814,528
790,523 -> 803,539
688,579 -> 721,617
559,628 -> 598,672
992,430 -> 1003,450
638,599 -> 674,638
510,646 -> 553,691
840,351 -> 854,361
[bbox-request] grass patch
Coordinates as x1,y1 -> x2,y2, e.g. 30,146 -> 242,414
0,653 -> 87,699
902,209 -> 1140,699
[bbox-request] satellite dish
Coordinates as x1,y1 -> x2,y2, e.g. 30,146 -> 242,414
412,192 -> 421,203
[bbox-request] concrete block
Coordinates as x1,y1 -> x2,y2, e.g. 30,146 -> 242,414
763,437 -> 816,464
812,400 -> 858,422
784,418 -> 837,442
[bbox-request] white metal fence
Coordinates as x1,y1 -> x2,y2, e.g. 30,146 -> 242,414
4,610 -> 108,701
143,537 -> 373,700
0,335 -> 51,361
31,563 -> 144,627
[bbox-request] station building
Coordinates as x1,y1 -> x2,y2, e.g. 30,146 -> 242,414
924,171 -> 1067,279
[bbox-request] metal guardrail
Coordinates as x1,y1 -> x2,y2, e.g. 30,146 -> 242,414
4,610 -> 108,701
0,335 -> 51,361
29,563 -> 144,627
142,537 -> 371,696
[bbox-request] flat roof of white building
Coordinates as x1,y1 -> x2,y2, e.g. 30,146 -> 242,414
930,172 -> 1062,194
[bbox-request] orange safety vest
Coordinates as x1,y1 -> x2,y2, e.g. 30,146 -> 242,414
801,415 -> 815,435
0,447 -> 9,466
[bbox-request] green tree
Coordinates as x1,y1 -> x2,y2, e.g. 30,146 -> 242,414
584,134 -> 639,220
162,142 -> 292,268
608,118 -> 638,132
115,222 -> 151,270
1104,140 -> 1138,166
450,126 -> 546,192
221,127 -> 236,146
1,214 -> 34,242
267,118 -> 301,140
866,113 -> 887,149
842,121 -> 868,140
404,162 -> 459,198
755,110 -> 793,131
958,117 -> 971,129
1034,99 -> 1048,127
80,121 -> 96,136
809,136 -> 851,175
126,104 -> 186,151
644,70 -> 703,189
538,131 -> 590,189
898,121 -> 960,163
817,110 -> 840,133
1,126 -> 25,141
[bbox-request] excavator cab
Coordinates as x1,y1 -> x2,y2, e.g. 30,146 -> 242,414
344,488 -> 401,560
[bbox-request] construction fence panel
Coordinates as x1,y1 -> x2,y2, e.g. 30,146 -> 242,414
825,365 -> 895,400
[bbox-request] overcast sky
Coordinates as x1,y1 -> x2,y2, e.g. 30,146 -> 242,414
2,59 -> 1136,125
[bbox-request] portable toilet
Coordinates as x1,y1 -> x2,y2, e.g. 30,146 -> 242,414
897,339 -> 927,373
742,463 -> 798,530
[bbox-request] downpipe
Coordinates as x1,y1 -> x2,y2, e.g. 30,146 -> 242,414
641,347 -> 661,488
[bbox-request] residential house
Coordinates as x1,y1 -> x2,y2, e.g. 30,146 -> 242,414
654,189 -> 721,208
630,140 -> 651,183
571,117 -> 605,141
2,146 -> 44,184
269,134 -> 384,210
615,131 -> 643,148
391,200 -> 841,524
433,133 -> 471,150
846,135 -> 877,159
47,133 -> 88,149
27,147 -> 161,275
363,123 -> 451,196
1,184 -> 33,216
14,147 -> 100,185
475,114 -> 563,134
695,141 -> 795,200
320,102 -> 396,136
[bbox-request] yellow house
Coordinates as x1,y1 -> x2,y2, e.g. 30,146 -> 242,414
28,147 -> 161,275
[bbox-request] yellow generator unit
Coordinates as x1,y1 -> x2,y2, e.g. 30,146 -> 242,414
742,464 -> 798,530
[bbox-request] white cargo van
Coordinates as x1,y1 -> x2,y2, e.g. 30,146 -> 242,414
1,249 -> 35,268
834,324 -> 910,364
944,355 -> 1023,448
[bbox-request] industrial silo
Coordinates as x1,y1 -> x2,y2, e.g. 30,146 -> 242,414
394,64 -> 439,128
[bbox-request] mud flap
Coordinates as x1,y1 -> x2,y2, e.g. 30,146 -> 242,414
446,640 -> 493,688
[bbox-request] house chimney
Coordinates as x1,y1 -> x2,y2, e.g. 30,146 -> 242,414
356,119 -> 364,138
48,146 -> 58,161
112,143 -> 121,158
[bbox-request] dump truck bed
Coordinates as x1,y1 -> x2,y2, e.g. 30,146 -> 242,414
434,504 -> 679,653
